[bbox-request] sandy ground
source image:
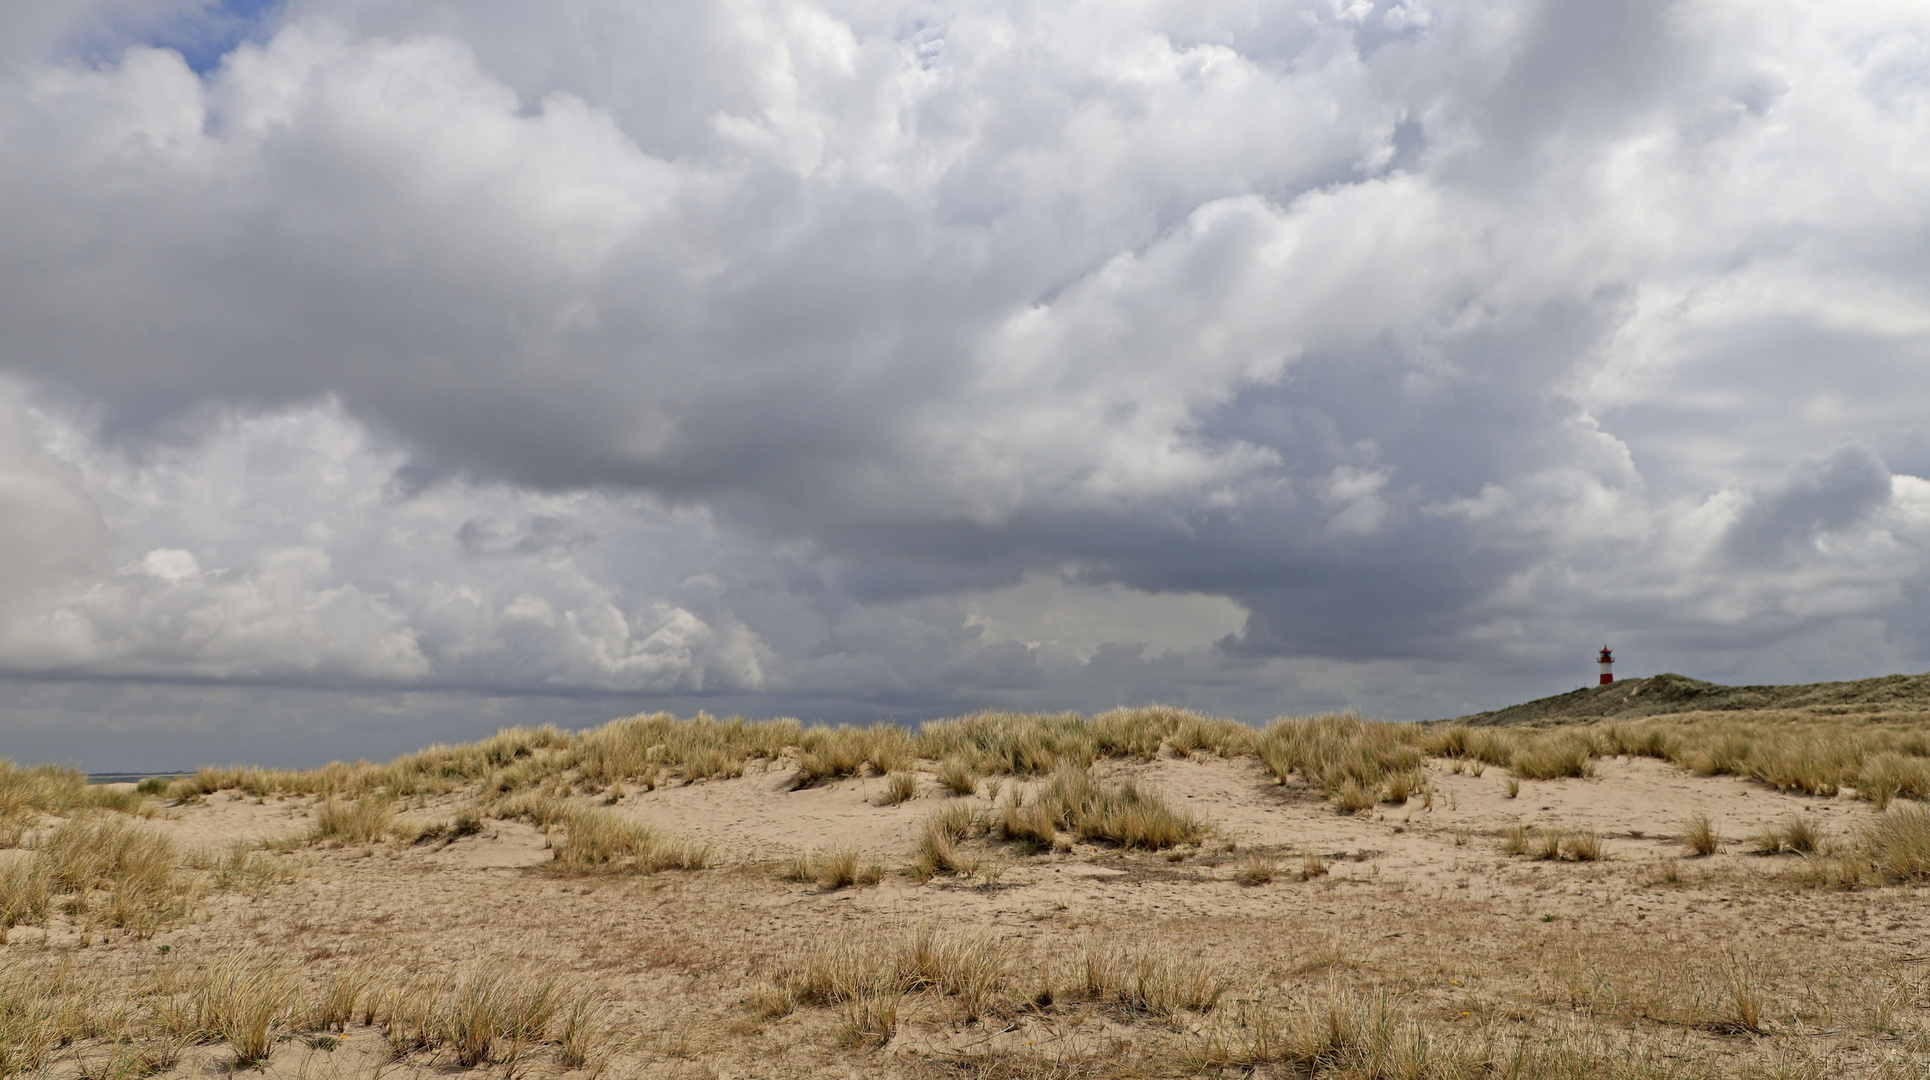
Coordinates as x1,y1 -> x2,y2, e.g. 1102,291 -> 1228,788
18,752 -> 1930,1079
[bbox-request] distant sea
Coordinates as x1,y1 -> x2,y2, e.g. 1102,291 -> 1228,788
86,771 -> 191,785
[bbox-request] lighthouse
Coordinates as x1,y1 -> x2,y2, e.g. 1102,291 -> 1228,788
1598,646 -> 1614,686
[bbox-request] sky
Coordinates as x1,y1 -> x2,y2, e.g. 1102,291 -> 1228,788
3,0 -> 1930,770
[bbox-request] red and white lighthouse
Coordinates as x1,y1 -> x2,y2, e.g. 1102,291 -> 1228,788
1598,646 -> 1614,686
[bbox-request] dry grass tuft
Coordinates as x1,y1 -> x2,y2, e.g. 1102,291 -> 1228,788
192,953 -> 302,1065
1502,825 -> 1608,862
0,857 -> 50,944
0,760 -> 153,819
1257,714 -> 1427,810
442,963 -> 562,1067
916,712 -> 1097,775
914,805 -> 982,878
1233,854 -> 1277,886
1075,933 -> 1235,1019
310,796 -> 397,844
312,963 -> 373,1033
1001,764 -> 1207,850
1681,812 -> 1720,857
1863,802 -> 1930,883
1509,732 -> 1598,779
877,770 -> 919,806
549,806 -> 710,874
1753,814 -> 1823,856
557,989 -> 615,1073
814,845 -> 860,889
935,757 -> 981,796
37,814 -> 188,936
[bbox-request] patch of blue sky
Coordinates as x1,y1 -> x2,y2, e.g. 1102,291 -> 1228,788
154,0 -> 286,75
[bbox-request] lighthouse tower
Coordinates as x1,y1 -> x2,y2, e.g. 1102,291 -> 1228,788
1598,646 -> 1614,686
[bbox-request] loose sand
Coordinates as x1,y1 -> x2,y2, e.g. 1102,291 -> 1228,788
20,742 -> 1923,1079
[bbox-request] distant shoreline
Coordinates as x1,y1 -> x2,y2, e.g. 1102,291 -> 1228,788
84,771 -> 191,785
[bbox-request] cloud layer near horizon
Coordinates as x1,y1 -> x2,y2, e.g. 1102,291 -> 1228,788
3,0 -> 1930,764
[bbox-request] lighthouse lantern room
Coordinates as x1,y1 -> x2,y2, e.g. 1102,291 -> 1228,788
1598,646 -> 1614,686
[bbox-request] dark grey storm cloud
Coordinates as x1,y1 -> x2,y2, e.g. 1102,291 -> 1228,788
2,0 -> 1930,766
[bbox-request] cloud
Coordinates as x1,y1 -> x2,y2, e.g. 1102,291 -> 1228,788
3,0 -> 1930,764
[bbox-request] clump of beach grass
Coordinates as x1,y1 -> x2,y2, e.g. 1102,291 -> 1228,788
1257,714 -> 1426,810
192,953 -> 302,1065
310,796 -> 397,845
935,757 -> 980,796
548,807 -> 709,874
1233,854 -> 1277,886
1681,812 -> 1720,857
877,771 -> 918,806
988,764 -> 1204,852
